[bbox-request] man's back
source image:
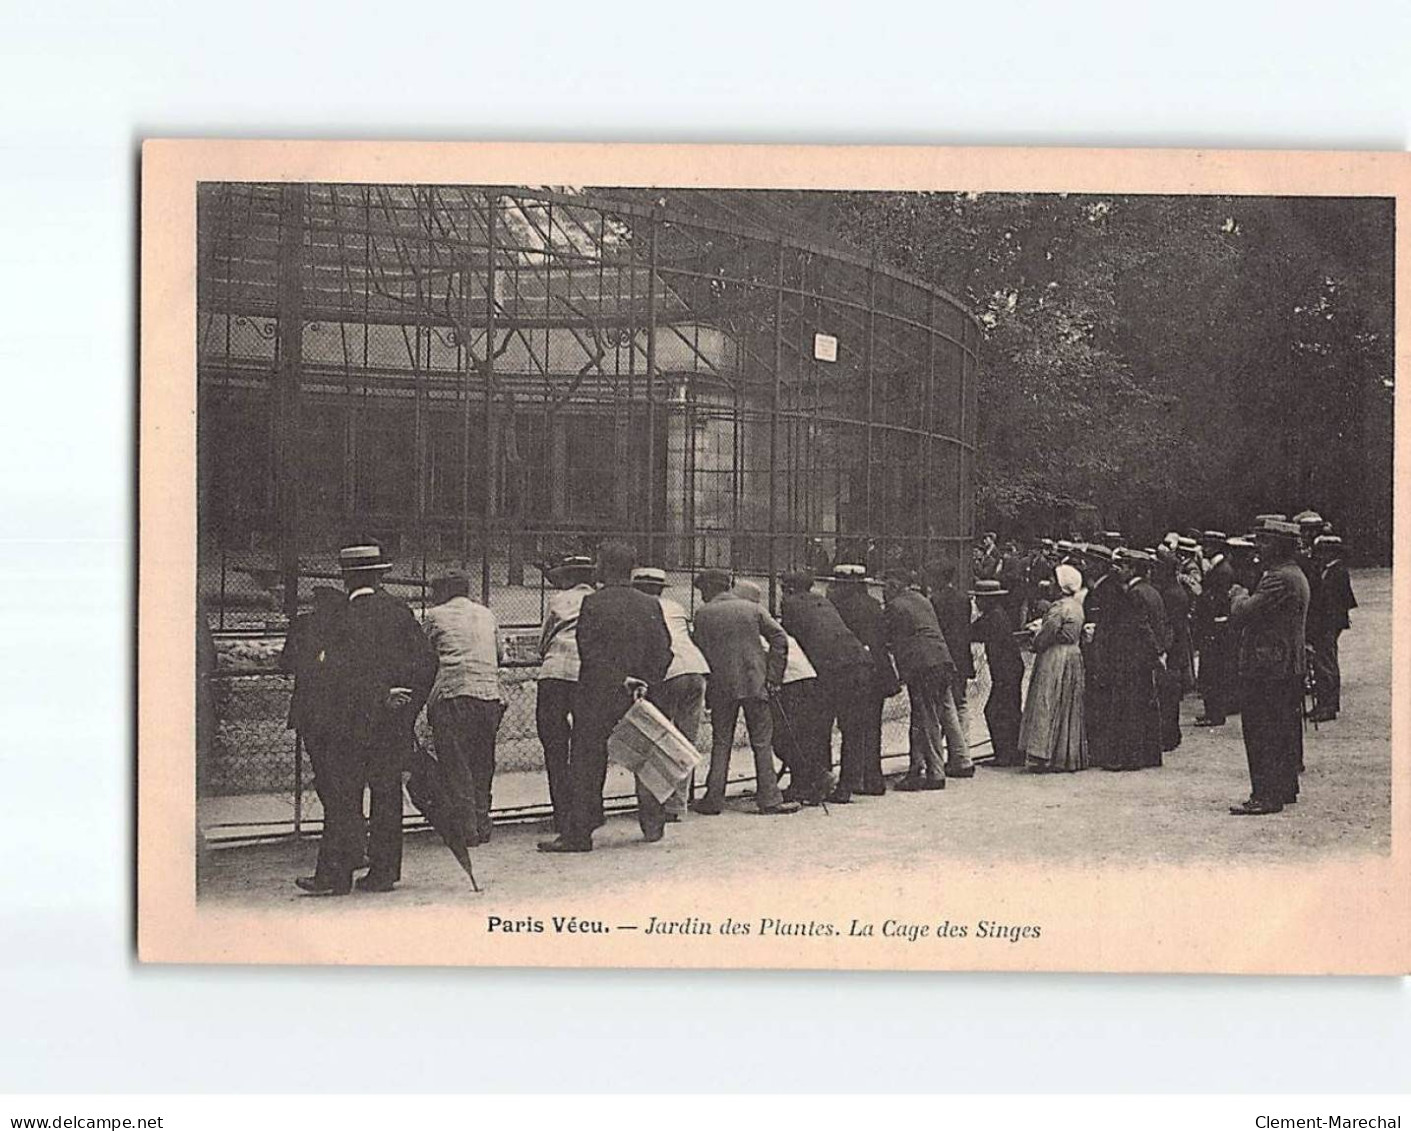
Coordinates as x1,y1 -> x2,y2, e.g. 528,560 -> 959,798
884,589 -> 953,680
929,584 -> 974,680
423,596 -> 501,705
780,590 -> 867,674
692,592 -> 786,701
576,584 -> 672,693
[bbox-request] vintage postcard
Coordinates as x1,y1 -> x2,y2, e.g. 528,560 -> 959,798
139,141 -> 1409,972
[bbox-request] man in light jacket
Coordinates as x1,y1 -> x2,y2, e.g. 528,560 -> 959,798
423,572 -> 505,847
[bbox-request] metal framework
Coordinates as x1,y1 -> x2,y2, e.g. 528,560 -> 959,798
197,184 -> 980,625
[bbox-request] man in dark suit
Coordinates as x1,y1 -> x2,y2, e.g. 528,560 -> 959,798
285,586 -> 350,890
1194,531 -> 1236,727
301,542 -> 436,895
538,542 -> 674,852
1307,533 -> 1357,723
779,570 -> 871,803
688,569 -> 800,817
927,561 -> 976,777
827,564 -> 900,796
1102,549 -> 1168,771
882,569 -> 965,790
1229,518 -> 1311,815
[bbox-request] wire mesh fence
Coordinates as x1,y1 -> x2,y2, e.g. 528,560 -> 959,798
197,184 -> 982,838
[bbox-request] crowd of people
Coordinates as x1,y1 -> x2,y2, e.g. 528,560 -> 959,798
279,510 -> 1357,894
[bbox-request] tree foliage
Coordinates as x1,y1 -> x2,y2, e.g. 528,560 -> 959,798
826,191 -> 1393,559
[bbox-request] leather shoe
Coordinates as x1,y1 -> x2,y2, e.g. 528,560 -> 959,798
826,788 -> 853,804
355,875 -> 397,893
919,778 -> 946,791
758,801 -> 802,815
641,825 -> 665,844
688,799 -> 723,816
295,875 -> 351,896
537,837 -> 593,853
664,812 -> 682,824
945,766 -> 975,779
1229,800 -> 1284,816
858,783 -> 887,796
893,776 -> 927,792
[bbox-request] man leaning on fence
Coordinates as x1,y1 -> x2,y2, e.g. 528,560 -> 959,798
424,571 -> 505,849
688,569 -> 801,818
538,542 -> 675,853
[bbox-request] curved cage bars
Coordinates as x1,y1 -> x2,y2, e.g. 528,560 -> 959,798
196,184 -> 980,629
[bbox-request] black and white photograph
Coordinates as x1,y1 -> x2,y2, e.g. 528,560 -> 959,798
139,143 -> 1408,973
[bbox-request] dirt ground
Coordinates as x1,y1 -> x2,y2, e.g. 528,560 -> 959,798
199,569 -> 1392,909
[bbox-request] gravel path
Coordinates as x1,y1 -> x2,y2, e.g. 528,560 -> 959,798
198,570 -> 1391,909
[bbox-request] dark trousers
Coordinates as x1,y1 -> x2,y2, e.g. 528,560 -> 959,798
322,738 -> 404,888
1310,629 -> 1342,715
771,678 -> 822,789
819,665 -> 871,789
1158,663 -> 1183,752
842,689 -> 887,792
985,665 -> 1023,766
1242,676 -> 1302,805
302,727 -> 362,882
564,684 -> 664,844
536,677 -> 575,832
428,696 -> 504,845
1198,630 -> 1235,723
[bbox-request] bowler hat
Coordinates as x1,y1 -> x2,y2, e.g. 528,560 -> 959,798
694,568 -> 732,592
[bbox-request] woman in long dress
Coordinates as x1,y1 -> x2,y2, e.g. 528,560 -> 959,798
1019,564 -> 1089,772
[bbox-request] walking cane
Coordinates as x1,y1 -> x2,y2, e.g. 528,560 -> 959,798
770,689 -> 829,816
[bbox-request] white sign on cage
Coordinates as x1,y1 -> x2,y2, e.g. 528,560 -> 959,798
813,332 -> 838,362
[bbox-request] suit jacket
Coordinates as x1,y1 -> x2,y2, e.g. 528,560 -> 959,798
828,583 -> 901,697
692,591 -> 788,703
929,584 -> 975,679
324,587 -> 437,753
972,603 -> 1023,683
575,583 -> 672,702
780,590 -> 868,676
1107,579 -> 1168,674
1308,560 -> 1357,634
1231,559 -> 1310,680
1195,556 -> 1234,630
1156,579 -> 1192,671
883,588 -> 955,683
280,606 -> 342,731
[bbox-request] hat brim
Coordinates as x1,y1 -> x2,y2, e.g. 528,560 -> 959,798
969,588 -> 1009,598
342,561 -> 393,572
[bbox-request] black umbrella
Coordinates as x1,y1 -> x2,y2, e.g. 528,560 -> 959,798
405,740 -> 480,892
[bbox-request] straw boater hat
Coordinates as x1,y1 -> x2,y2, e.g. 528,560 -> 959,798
1176,536 -> 1200,554
1314,534 -> 1344,553
1081,543 -> 1114,564
630,567 -> 668,589
970,578 -> 1008,600
1253,516 -> 1301,542
1200,529 -> 1228,545
830,563 -> 869,584
339,541 -> 393,573
547,554 -> 595,586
